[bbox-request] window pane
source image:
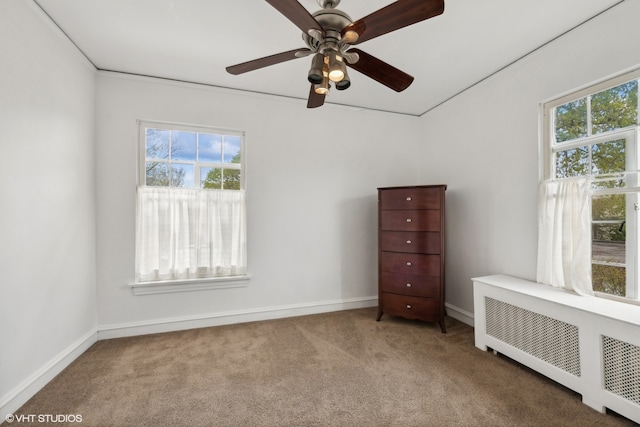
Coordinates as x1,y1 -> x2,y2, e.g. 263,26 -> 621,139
591,139 -> 626,189
223,135 -> 241,163
146,162 -> 170,186
171,164 -> 194,188
592,264 -> 626,297
555,146 -> 589,178
223,169 -> 241,190
592,193 -> 626,297
555,99 -> 587,143
198,134 -> 222,162
592,193 -> 626,222
201,167 -> 222,189
592,81 -> 638,135
592,139 -> 625,175
171,131 -> 197,161
146,129 -> 170,159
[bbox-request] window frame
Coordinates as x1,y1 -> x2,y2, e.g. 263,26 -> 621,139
131,120 -> 250,296
541,67 -> 640,303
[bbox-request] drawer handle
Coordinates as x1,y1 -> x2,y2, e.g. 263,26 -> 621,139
406,283 -> 412,287
406,218 -> 412,223
406,262 -> 412,266
406,197 -> 412,201
406,240 -> 412,244
406,305 -> 412,309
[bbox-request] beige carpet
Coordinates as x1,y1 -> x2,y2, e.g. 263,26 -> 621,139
8,308 -> 637,426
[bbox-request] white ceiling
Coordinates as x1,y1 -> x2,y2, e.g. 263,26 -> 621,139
35,0 -> 623,116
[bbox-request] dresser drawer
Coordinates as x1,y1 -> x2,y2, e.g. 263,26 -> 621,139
380,252 -> 440,276
379,187 -> 442,210
379,292 -> 440,322
380,272 -> 441,298
380,210 -> 441,232
380,231 -> 441,254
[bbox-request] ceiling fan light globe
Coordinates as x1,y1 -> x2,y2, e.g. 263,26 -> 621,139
328,69 -> 344,82
314,85 -> 330,95
327,50 -> 346,82
342,30 -> 359,44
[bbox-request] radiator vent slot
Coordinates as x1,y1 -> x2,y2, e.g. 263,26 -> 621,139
485,297 -> 581,377
602,336 -> 640,405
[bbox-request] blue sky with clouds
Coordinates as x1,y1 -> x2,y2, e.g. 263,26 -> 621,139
146,128 -> 241,188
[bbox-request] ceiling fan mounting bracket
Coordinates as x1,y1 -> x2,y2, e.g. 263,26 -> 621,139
317,0 -> 340,8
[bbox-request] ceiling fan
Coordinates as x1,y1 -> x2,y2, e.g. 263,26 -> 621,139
226,0 -> 445,108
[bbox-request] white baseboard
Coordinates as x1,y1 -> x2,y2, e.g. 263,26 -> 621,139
0,329 -> 97,423
97,296 -> 379,340
445,302 -> 475,327
97,298 -> 475,340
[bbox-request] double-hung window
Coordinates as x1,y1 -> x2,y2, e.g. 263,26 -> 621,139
542,69 -> 639,302
133,120 -> 248,294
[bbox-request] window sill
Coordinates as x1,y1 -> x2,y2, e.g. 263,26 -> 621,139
594,291 -> 640,307
129,274 -> 251,296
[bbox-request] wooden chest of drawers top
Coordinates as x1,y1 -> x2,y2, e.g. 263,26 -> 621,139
378,185 -> 446,211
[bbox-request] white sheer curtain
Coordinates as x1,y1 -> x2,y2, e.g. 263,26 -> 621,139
136,187 -> 247,282
537,178 -> 594,296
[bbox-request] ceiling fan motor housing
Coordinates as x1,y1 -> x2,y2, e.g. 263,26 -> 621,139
303,8 -> 352,55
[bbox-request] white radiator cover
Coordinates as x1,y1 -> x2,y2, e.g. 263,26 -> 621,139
473,275 -> 640,424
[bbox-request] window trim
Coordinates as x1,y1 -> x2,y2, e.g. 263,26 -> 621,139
129,274 -> 251,296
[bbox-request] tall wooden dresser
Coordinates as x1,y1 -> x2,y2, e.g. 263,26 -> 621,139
377,185 -> 446,333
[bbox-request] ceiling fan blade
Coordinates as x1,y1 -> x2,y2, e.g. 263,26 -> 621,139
307,84 -> 325,108
342,0 -> 444,45
226,48 -> 311,75
265,0 -> 324,36
346,48 -> 414,92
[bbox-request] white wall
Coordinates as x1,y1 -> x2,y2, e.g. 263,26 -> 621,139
4,0 -> 640,417
0,0 -> 97,415
417,0 -> 640,317
95,74 -> 422,332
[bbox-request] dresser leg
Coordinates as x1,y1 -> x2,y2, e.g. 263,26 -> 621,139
376,310 -> 383,321
439,319 -> 446,333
